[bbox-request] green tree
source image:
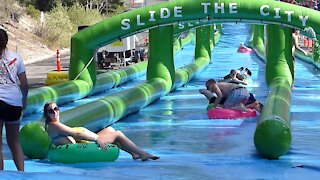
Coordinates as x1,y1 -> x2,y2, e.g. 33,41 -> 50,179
68,2 -> 104,28
82,0 -> 126,16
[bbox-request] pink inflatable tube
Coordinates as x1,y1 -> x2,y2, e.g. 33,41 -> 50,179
237,47 -> 252,53
207,108 -> 257,119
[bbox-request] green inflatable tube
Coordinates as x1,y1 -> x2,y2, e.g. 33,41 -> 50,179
251,25 -> 265,60
60,78 -> 169,129
254,77 -> 291,159
19,122 -> 51,159
48,143 -> 119,164
173,31 -> 195,53
19,122 -> 120,162
251,25 -> 293,159
25,63 -> 146,115
295,50 -> 320,69
265,25 -> 293,86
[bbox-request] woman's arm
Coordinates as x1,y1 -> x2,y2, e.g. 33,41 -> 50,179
52,123 -> 107,149
54,123 -> 98,142
18,72 -> 29,109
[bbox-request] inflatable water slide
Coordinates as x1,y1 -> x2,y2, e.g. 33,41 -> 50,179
21,0 -> 320,161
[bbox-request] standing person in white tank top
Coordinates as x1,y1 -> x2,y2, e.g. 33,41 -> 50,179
0,28 -> 29,171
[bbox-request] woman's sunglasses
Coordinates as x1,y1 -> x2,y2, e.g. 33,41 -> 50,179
48,106 -> 59,114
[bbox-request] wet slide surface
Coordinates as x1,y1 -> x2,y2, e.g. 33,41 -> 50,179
2,24 -> 320,179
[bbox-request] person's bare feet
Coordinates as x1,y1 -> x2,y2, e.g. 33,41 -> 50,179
245,68 -> 252,76
132,154 -> 140,160
140,153 -> 160,161
256,103 -> 263,113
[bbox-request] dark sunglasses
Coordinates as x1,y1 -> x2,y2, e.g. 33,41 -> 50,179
48,106 -> 59,114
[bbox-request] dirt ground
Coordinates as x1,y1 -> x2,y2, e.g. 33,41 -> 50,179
1,15 -> 64,65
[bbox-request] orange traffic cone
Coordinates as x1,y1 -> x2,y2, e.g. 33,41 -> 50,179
56,50 -> 61,72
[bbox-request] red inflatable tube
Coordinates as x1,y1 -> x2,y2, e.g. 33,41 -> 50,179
237,47 -> 252,53
207,108 -> 257,119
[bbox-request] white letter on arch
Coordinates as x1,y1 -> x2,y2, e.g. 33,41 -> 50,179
161,8 -> 170,18
229,3 -> 237,14
214,3 -> 225,14
178,23 -> 185,29
121,19 -> 130,30
274,8 -> 281,19
201,3 -> 211,14
284,11 -> 294,22
149,11 -> 156,21
299,15 -> 309,26
137,15 -> 145,26
260,5 -> 269,16
174,6 -> 182,17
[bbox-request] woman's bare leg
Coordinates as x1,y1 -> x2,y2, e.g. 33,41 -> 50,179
6,122 -> 24,171
97,127 -> 159,161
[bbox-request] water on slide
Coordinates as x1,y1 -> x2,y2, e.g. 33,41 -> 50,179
1,24 -> 320,179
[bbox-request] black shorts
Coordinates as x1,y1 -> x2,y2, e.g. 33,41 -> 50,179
209,97 -> 215,104
0,100 -> 22,123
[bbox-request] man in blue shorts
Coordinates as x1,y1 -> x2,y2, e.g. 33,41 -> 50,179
208,93 -> 263,113
199,79 -> 251,112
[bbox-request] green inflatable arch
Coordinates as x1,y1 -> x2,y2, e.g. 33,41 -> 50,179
70,0 -> 320,88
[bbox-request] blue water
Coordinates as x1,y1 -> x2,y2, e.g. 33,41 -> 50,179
2,23 -> 320,179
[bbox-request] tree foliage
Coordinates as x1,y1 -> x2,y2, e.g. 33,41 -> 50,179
0,0 -> 22,22
7,0 -> 127,48
19,0 -> 126,15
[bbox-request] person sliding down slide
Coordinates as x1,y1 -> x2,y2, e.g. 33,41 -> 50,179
221,67 -> 252,85
199,79 -> 263,119
237,43 -> 252,53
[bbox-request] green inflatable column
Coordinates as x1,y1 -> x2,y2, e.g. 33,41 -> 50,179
254,25 -> 293,159
248,25 -> 254,47
195,26 -> 211,61
69,35 -> 96,88
265,25 -> 293,85
252,25 -> 265,59
173,36 -> 182,53
209,25 -> 214,50
212,24 -> 219,47
254,77 -> 292,159
216,24 -> 223,35
147,25 -> 174,92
